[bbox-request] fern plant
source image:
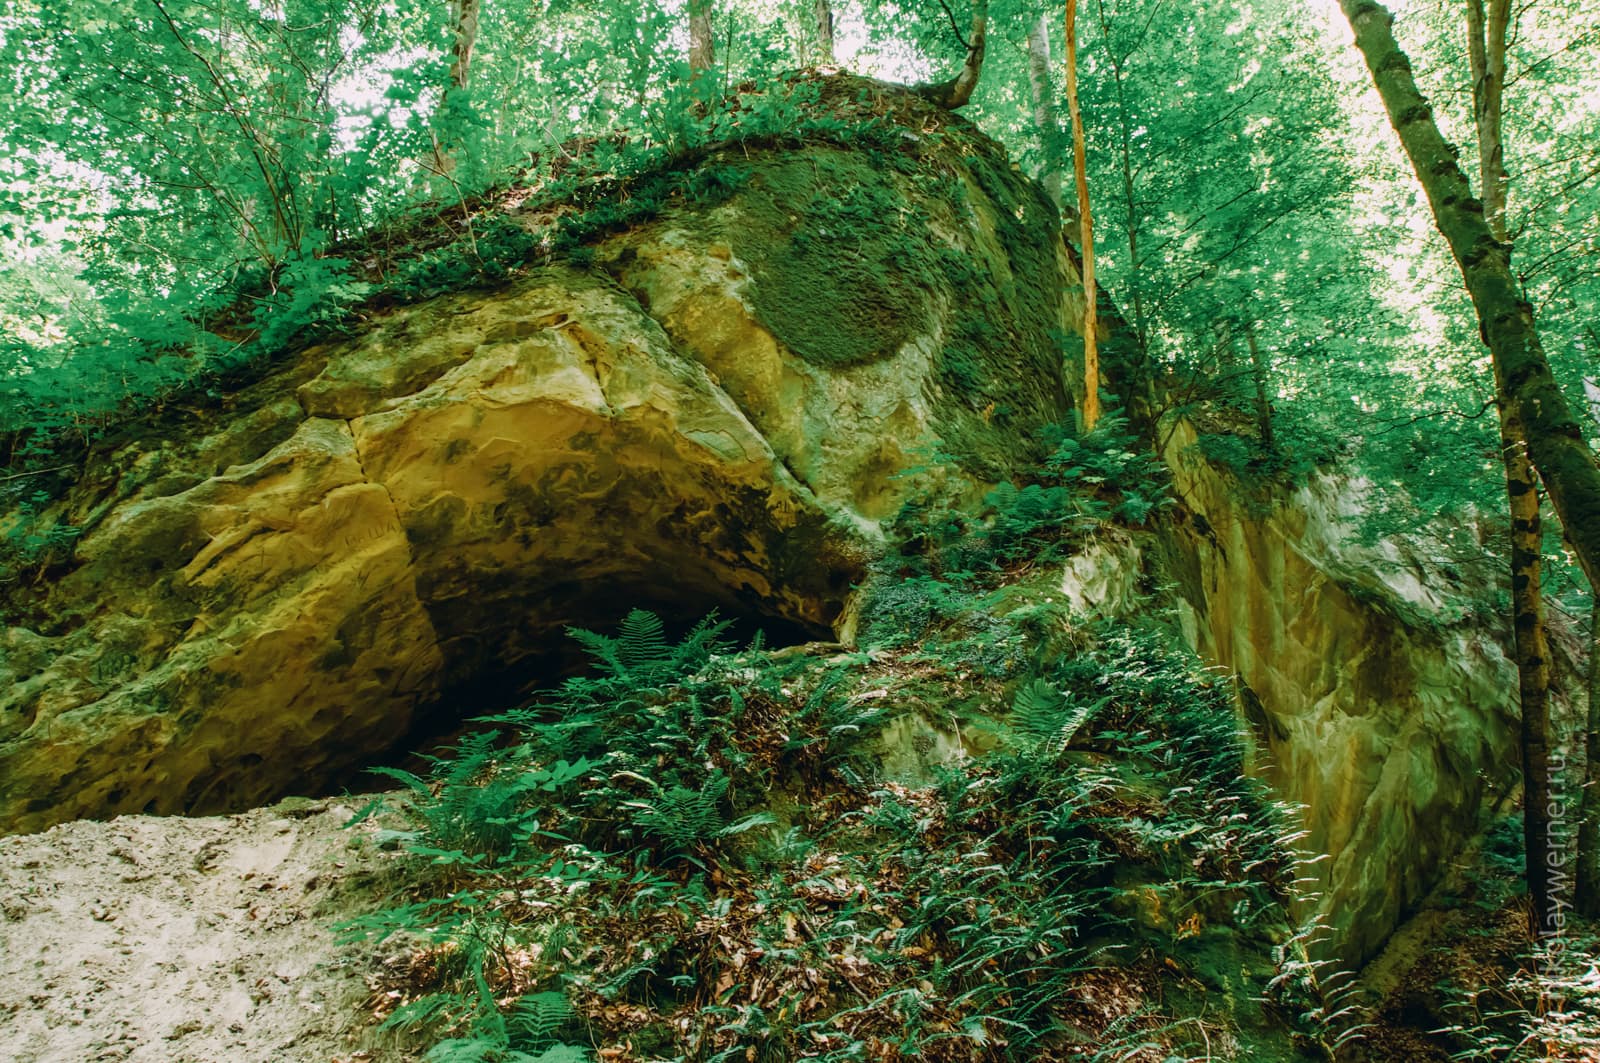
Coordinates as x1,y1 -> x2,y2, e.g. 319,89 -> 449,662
507,991 -> 578,1049
365,729 -> 593,866
617,769 -> 775,856
348,605 -> 1317,1060
1009,678 -> 1107,757
564,608 -> 732,694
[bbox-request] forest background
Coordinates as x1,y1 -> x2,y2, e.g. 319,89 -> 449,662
1,0 -> 1599,941
1,0 -> 1595,579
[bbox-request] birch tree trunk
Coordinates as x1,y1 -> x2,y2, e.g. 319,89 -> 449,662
1025,14 -> 1062,209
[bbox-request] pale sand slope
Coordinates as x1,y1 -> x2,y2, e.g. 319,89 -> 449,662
0,795 -> 405,1063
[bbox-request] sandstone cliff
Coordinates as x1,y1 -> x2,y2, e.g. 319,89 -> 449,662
0,87 -> 1073,833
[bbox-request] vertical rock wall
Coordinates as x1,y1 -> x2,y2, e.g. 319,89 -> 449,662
1159,421 -> 1532,967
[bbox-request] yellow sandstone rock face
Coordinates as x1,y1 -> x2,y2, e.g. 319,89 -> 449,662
1157,419 -> 1554,968
0,115 -> 1074,832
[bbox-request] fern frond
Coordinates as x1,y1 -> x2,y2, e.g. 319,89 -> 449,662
523,1046 -> 591,1063
1012,682 -> 1106,755
615,608 -> 670,673
625,771 -> 732,851
367,765 -> 434,799
381,990 -> 466,1032
669,611 -> 733,673
509,990 -> 576,1048
441,730 -> 503,789
421,1036 -> 502,1062
720,811 -> 778,837
566,625 -> 625,677
1011,679 -> 1066,737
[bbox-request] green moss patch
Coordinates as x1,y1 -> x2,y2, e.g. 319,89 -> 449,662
720,149 -> 942,369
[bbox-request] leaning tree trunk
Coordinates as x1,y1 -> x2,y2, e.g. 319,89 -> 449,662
914,0 -> 988,109
1025,14 -> 1062,209
1064,0 -> 1098,432
1338,0 -> 1600,597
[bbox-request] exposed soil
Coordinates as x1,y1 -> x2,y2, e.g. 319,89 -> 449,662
0,795 -> 404,1063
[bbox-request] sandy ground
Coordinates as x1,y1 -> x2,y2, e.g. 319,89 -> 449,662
0,795 -> 405,1063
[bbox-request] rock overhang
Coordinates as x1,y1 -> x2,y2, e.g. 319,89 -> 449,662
0,88 -> 1076,832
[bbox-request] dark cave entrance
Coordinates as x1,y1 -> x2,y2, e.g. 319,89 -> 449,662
161,449 -> 868,821
316,576 -> 838,799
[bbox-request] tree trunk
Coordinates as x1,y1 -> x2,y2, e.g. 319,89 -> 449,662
1579,593 -> 1600,916
447,0 -> 480,91
1065,0 -> 1098,431
1338,0 -> 1600,596
1499,406 -> 1557,936
1464,0 -> 1510,239
1463,0 -> 1560,935
689,0 -> 715,74
1025,14 -> 1062,209
1575,373 -> 1600,915
1243,317 -> 1273,449
913,0 -> 988,109
1092,0 -> 1148,361
426,0 -> 481,175
814,0 -> 834,64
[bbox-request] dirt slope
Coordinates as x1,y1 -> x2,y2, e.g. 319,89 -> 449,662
0,796 -> 401,1063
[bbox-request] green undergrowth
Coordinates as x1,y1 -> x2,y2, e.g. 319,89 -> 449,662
0,75 -> 972,451
1172,402 -> 1346,505
340,578 -> 1339,1060
0,78 -> 922,457
1354,813 -> 1600,1061
860,414 -> 1171,635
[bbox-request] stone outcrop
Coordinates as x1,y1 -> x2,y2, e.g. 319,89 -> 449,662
1157,420 -> 1533,967
0,91 -> 1073,833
